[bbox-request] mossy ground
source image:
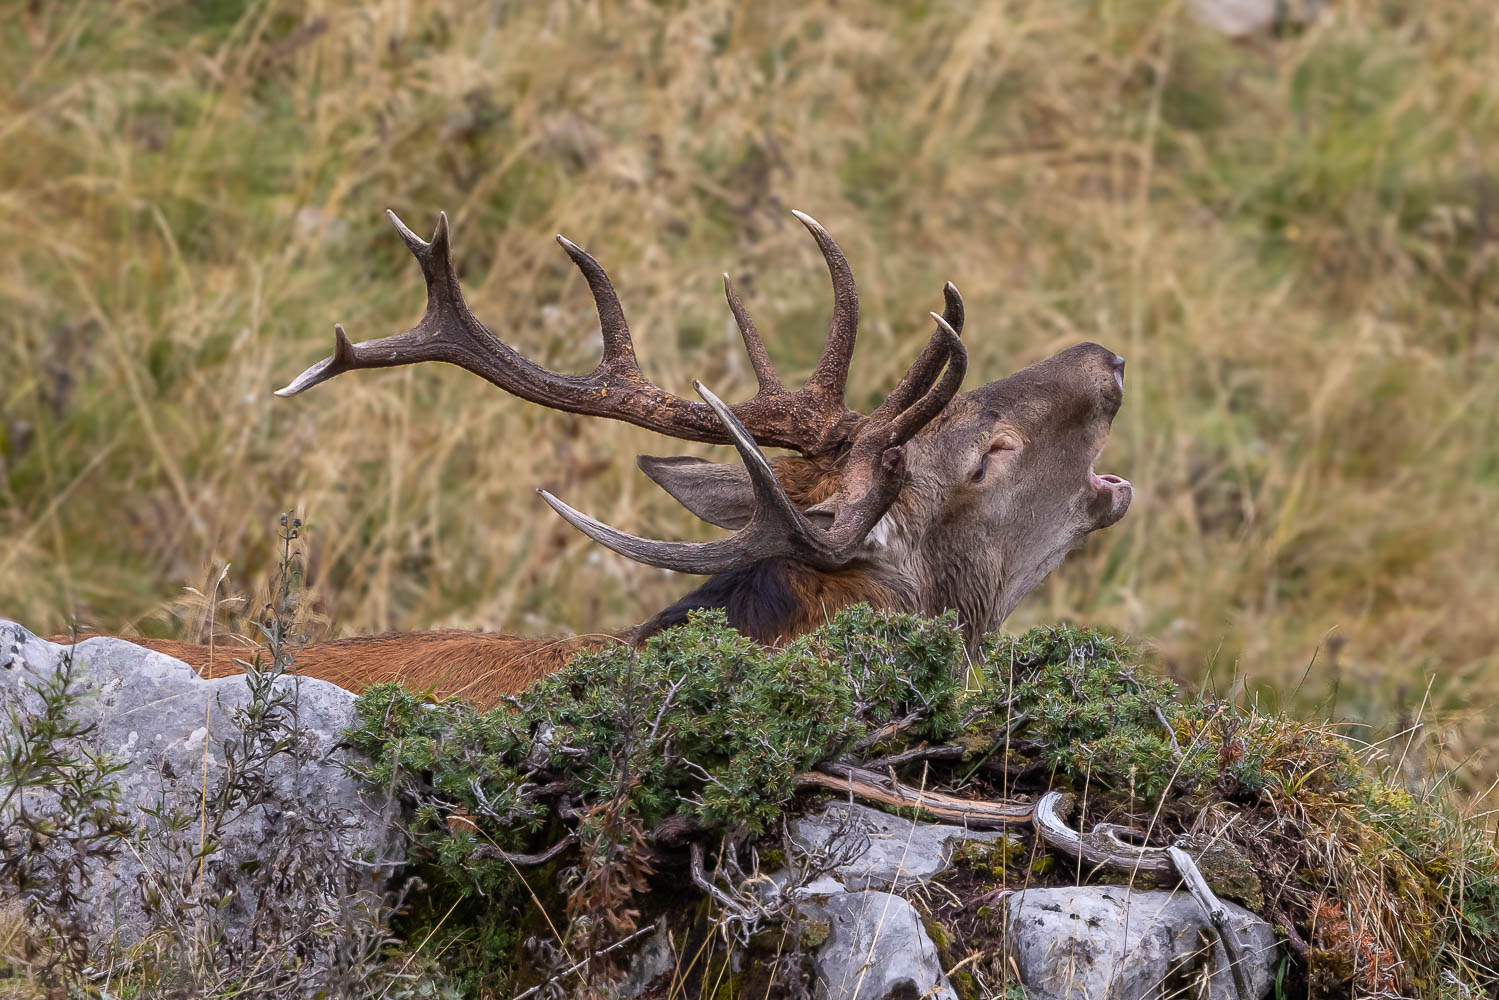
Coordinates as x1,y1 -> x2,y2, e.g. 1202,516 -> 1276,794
344,608 -> 1499,998
3,606 -> 1493,996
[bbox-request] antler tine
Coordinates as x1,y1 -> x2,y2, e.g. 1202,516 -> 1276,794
812,292 -> 967,554
884,307 -> 967,447
692,382 -> 808,526
791,210 -> 860,405
387,209 -> 455,293
866,282 -> 966,436
538,490 -> 757,576
722,274 -> 784,398
540,382 -> 838,574
556,235 -> 638,374
274,323 -> 355,397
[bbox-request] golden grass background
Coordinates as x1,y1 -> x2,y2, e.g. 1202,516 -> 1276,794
2,0 -> 1496,797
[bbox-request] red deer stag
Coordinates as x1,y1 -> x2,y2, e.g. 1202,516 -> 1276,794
95,209 -> 1132,705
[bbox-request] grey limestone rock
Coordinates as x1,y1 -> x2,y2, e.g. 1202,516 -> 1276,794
614,918 -> 676,998
1188,0 -> 1327,36
786,800 -> 1020,895
0,620 -> 401,960
804,890 -> 956,1000
1005,886 -> 1279,1000
776,801 -> 1023,999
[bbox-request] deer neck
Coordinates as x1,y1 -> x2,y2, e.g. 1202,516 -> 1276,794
880,494 -> 1016,652
636,556 -> 915,646
632,465 -> 1033,651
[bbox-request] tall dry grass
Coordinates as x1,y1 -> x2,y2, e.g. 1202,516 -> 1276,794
2,1 -> 1496,797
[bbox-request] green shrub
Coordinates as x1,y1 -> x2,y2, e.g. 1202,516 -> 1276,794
349,605 -> 965,869
344,610 -> 1499,997
973,625 -> 1196,802
343,604 -> 966,989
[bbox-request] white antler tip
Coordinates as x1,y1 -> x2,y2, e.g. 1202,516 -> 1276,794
386,209 -> 424,247
930,312 -> 960,338
538,489 -> 580,515
537,489 -> 569,516
273,362 -> 321,398
692,380 -> 724,407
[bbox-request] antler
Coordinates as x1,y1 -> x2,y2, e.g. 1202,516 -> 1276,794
281,208 -> 969,573
539,310 -> 966,575
279,209 -> 889,456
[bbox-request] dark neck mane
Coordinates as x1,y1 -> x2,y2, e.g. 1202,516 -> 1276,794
637,558 -> 910,645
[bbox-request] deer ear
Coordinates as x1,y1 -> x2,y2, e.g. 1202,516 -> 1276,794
637,456 -> 756,529
801,497 -> 838,531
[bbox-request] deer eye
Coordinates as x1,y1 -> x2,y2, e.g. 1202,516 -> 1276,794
973,435 -> 1020,483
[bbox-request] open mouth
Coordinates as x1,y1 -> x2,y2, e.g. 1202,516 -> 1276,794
1090,448 -> 1131,528
1089,441 -> 1131,493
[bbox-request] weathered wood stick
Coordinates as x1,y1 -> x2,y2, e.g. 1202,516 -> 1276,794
470,831 -> 577,866
1031,790 -> 1174,873
794,762 -> 1033,827
1169,845 -> 1253,1000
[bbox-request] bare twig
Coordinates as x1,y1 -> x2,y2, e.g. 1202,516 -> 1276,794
690,843 -> 751,919
1268,903 -> 1310,959
645,676 -> 687,747
689,842 -> 764,944
1154,704 -> 1183,759
1031,791 -> 1173,874
795,763 -> 1031,827
470,833 -> 577,867
507,923 -> 656,1000
849,711 -> 923,753
1169,846 -> 1252,1000
858,743 -> 966,772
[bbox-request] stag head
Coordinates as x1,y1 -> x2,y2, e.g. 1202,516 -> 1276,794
279,210 -> 1130,648
634,342 -> 1131,643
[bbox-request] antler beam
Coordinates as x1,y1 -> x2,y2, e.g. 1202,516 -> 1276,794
280,208 -> 970,574
278,210 -> 891,456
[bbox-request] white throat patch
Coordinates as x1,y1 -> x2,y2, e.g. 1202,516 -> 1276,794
867,513 -> 896,550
